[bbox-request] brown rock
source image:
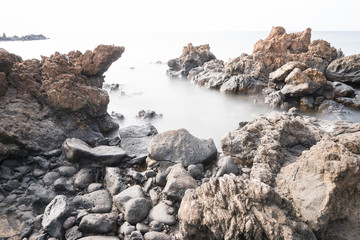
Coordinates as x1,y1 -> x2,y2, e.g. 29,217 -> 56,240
276,134 -> 360,239
167,43 -> 216,77
178,174 -> 316,240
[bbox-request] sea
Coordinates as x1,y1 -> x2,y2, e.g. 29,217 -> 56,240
1,31 -> 360,148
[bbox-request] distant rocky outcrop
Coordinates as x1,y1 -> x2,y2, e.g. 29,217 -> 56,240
167,27 -> 360,119
0,45 -> 124,160
0,33 -> 48,41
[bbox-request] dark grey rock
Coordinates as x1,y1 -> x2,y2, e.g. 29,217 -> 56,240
119,124 -> 158,157
74,168 -> 94,189
33,156 -> 50,170
332,81 -> 355,97
144,231 -> 171,240
65,226 -> 83,240
163,164 -> 198,200
54,177 -> 75,194
149,221 -> 163,232
155,172 -> 167,187
215,156 -> 239,177
187,164 -> 204,180
42,149 -> 62,158
326,54 -> 360,83
104,167 -> 126,195
136,110 -> 162,120
63,216 -> 76,230
62,138 -> 130,166
4,179 -> 19,192
144,170 -> 157,179
143,178 -> 154,193
114,185 -> 151,224
78,213 -> 117,234
42,195 -> 70,239
58,166 -> 78,177
148,129 -> 217,168
72,189 -> 112,213
27,183 -> 55,213
15,165 -> 32,175
148,202 -> 176,225
43,171 -> 61,186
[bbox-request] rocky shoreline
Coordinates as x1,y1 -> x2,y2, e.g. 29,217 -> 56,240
167,27 -> 360,120
0,33 -> 48,41
1,27 -> 360,240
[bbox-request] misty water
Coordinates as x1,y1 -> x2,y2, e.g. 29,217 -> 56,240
2,31 -> 360,147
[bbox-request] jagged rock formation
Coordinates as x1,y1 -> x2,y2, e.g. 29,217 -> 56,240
179,109 -> 360,240
167,27 -> 360,118
0,45 -> 124,159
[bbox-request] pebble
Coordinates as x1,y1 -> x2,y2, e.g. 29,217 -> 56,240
33,168 -> 45,177
136,222 -> 150,234
63,216 -> 76,230
43,171 -> 60,186
155,172 -> 167,187
87,183 -> 103,193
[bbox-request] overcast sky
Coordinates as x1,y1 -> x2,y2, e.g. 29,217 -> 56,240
1,0 -> 360,36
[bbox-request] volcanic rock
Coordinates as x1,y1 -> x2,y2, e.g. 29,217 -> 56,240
326,54 -> 360,83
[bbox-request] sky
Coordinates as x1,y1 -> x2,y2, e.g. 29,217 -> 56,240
1,0 -> 360,36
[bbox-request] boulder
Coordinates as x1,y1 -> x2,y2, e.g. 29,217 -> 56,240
78,213 -> 117,234
72,190 -> 112,213
280,68 -> 327,97
276,134 -> 360,239
113,185 -> 151,224
42,195 -> 70,239
119,124 -> 158,158
221,109 -> 325,184
62,138 -> 130,166
163,164 -> 198,200
148,129 -> 217,167
326,54 -> 360,83
178,174 -> 316,240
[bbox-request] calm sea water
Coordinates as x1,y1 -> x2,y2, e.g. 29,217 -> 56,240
1,31 -> 360,148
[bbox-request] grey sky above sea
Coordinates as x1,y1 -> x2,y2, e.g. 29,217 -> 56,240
1,0 -> 360,36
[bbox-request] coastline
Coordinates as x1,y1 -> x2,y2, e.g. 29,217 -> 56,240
1,27 -> 360,239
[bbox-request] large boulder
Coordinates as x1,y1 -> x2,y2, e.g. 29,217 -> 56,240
0,45 -> 124,157
148,129 -> 217,168
221,109 -> 325,184
61,138 -> 131,166
326,54 -> 360,83
276,135 -> 360,239
178,174 -> 316,240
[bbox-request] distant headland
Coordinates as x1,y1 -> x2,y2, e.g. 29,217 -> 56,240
0,33 -> 48,41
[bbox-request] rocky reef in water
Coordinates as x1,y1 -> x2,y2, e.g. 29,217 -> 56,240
167,27 -> 360,119
0,33 -> 48,41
